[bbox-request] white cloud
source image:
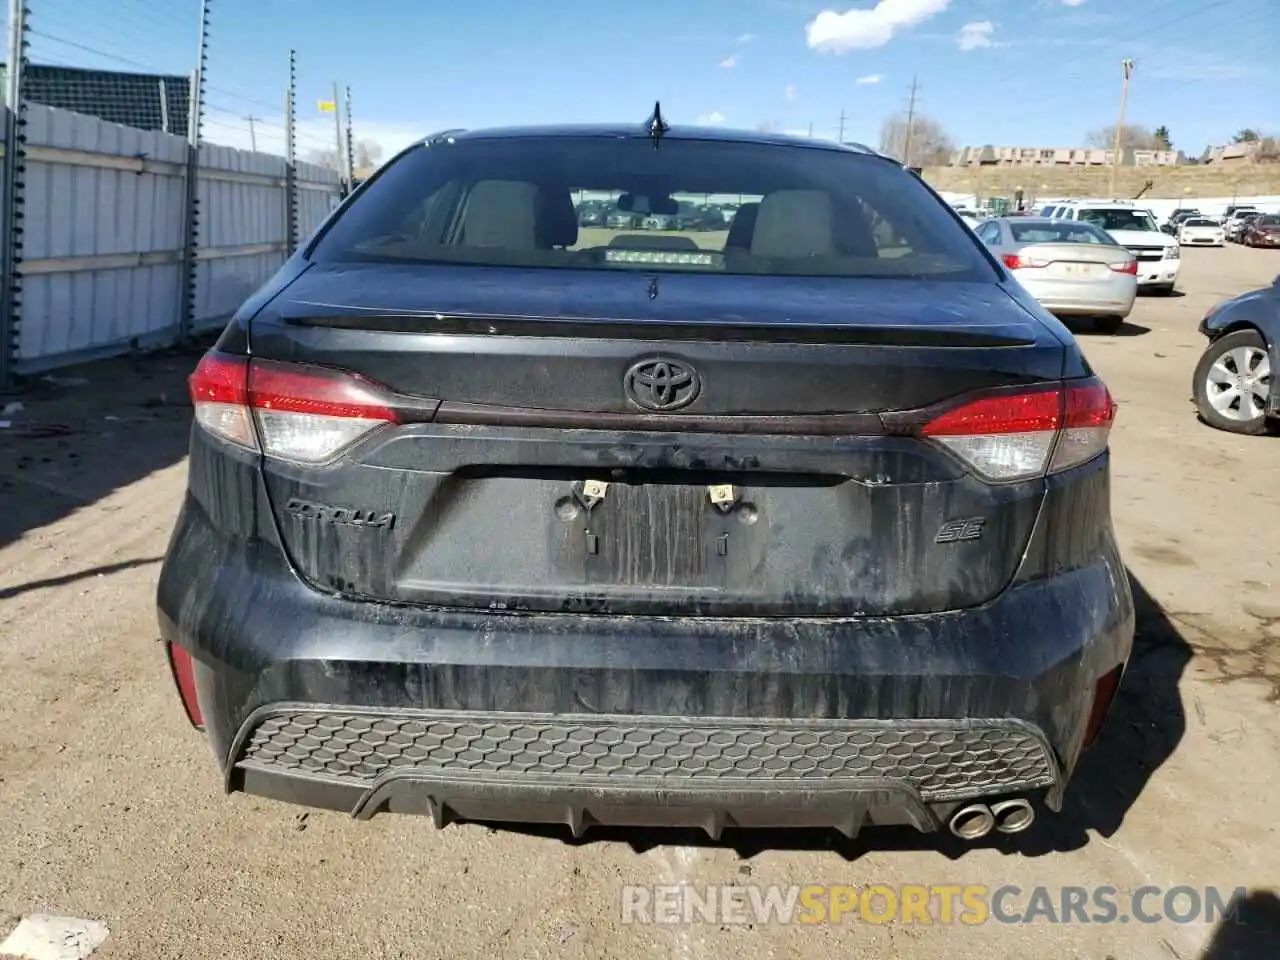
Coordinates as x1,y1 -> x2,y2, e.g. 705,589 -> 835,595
695,111 -> 727,125
956,20 -> 995,51
1060,0 -> 1088,6
806,0 -> 950,53
785,84 -> 798,101
719,55 -> 739,68
736,33 -> 757,42
856,73 -> 884,84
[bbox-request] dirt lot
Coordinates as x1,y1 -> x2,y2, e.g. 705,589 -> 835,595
1,247 -> 1278,960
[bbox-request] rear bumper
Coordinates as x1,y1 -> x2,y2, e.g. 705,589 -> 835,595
158,474 -> 1134,835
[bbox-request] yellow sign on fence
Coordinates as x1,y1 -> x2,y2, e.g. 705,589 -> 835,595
317,100 -> 337,113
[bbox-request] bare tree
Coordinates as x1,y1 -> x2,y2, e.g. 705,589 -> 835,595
305,148 -> 341,171
1085,124 -> 1160,150
879,113 -> 954,166
354,138 -> 384,169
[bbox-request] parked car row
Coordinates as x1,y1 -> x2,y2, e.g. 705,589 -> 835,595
576,199 -> 738,232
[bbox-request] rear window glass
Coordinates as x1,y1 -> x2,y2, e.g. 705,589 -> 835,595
1009,222 -> 1114,245
1183,219 -> 1219,227
1257,215 -> 1280,226
310,136 -> 994,280
1075,208 -> 1160,232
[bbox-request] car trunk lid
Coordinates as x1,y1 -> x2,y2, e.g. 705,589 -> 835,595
238,264 -> 1070,618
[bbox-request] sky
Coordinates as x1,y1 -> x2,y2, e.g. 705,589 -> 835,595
14,0 -> 1280,162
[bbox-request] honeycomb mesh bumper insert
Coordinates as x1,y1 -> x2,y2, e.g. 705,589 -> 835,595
234,709 -> 1058,803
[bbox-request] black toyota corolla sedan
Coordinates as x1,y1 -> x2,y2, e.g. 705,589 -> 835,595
157,115 -> 1134,842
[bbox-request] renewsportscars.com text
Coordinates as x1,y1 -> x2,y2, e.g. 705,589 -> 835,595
621,884 -> 1247,926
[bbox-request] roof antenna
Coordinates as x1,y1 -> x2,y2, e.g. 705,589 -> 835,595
646,101 -> 669,148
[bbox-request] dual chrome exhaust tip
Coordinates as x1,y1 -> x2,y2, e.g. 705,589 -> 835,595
947,798 -> 1035,839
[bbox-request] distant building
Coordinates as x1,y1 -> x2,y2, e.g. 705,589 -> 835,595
1200,141 -> 1267,164
950,145 -> 1186,168
0,62 -> 191,138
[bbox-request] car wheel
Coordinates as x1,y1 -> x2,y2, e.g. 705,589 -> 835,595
1193,329 -> 1274,435
1095,315 -> 1125,334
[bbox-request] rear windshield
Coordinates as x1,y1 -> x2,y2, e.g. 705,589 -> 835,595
1183,219 -> 1219,227
310,136 -> 994,280
1257,215 -> 1280,226
1075,208 -> 1160,233
1009,221 -> 1114,245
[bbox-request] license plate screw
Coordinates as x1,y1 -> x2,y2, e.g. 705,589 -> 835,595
578,479 -> 609,510
708,484 -> 736,511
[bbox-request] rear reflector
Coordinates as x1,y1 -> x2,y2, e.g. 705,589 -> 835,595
1083,664 -> 1124,746
921,379 -> 1116,481
189,352 -> 399,463
167,642 -> 204,729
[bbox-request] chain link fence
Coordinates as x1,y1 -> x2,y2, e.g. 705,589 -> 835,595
0,0 -> 357,386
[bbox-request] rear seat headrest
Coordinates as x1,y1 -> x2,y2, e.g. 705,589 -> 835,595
751,190 -> 833,258
462,180 -> 539,249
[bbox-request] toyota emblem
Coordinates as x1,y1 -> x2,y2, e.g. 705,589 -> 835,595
623,358 -> 701,412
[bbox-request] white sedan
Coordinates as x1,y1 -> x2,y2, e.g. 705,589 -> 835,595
1177,217 -> 1226,247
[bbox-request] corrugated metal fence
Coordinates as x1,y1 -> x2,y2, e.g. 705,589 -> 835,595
4,103 -> 340,376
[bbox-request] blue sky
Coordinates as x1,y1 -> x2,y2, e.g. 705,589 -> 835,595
16,0 -> 1280,161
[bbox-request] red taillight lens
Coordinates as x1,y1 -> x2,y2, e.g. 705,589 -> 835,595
167,642 -> 204,729
1109,259 -> 1138,275
188,351 -> 399,463
920,379 -> 1116,481
1000,253 -> 1048,270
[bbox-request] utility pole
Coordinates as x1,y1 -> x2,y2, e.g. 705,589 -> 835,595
1108,59 -> 1135,198
902,74 -> 919,166
837,108 -> 846,145
243,114 -> 261,152
807,121 -> 814,138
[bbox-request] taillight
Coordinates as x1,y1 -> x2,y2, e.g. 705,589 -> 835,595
1109,259 -> 1138,275
1001,253 -> 1048,270
167,642 -> 204,729
188,352 -> 399,463
920,379 -> 1117,481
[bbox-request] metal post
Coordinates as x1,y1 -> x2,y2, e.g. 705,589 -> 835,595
178,0 -> 209,345
344,85 -> 354,189
0,0 -> 30,388
331,80 -> 344,187
284,51 -> 297,256
159,78 -> 170,134
1109,59 -> 1135,198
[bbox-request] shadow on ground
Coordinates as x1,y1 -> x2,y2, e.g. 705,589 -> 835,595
1072,320 -> 1152,338
1199,889 -> 1280,960
484,571 -> 1191,859
0,340 -> 214,551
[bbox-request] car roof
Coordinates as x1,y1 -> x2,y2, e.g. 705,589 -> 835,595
990,216 -> 1093,226
420,123 -> 882,156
